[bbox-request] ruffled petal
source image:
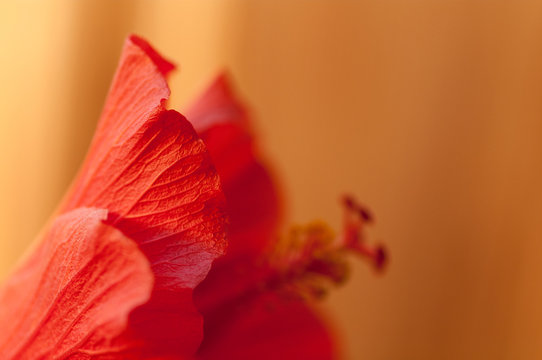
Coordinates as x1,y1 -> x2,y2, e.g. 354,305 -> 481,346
196,293 -> 335,360
61,36 -> 227,357
0,208 -> 153,359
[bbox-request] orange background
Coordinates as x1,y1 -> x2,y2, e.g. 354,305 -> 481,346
1,1 -> 542,359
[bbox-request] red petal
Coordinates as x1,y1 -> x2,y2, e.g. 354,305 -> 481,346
71,35 -> 172,179
186,74 -> 279,260
187,75 -> 281,318
128,35 -> 175,76
61,36 -> 227,357
0,208 -> 153,359
196,293 -> 336,360
187,73 -> 248,134
65,108 -> 226,289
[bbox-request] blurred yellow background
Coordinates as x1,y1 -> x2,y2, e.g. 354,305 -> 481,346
1,1 -> 542,359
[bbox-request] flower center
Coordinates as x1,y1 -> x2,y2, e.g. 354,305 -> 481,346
263,195 -> 387,299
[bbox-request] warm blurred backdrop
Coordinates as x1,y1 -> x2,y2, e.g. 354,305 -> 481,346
1,1 -> 542,359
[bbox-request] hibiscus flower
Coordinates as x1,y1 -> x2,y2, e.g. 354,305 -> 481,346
0,35 -> 385,359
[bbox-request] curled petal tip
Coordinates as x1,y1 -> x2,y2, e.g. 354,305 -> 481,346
128,34 -> 176,76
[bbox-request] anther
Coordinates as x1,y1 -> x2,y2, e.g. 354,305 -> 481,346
343,195 -> 373,223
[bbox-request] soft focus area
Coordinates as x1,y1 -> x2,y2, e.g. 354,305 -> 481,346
1,1 -> 542,359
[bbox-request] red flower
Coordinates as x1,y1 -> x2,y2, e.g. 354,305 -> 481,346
0,35 -> 385,359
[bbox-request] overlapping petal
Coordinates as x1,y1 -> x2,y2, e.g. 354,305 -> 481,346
0,208 -> 153,359
60,36 -> 228,358
0,35 -> 228,359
